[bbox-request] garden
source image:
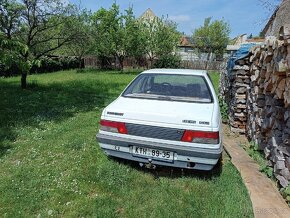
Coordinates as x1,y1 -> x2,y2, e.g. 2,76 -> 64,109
0,69 -> 253,217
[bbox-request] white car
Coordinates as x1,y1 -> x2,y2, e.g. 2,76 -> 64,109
97,69 -> 222,170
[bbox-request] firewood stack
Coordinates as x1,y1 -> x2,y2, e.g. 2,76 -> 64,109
228,60 -> 251,133
222,24 -> 290,187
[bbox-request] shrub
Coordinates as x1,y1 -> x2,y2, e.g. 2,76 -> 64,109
30,56 -> 82,74
1,56 -> 82,77
218,95 -> 229,123
154,54 -> 181,68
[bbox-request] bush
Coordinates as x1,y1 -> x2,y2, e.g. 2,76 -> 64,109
0,60 -> 23,77
30,56 -> 82,74
0,56 -> 82,77
154,54 -> 181,68
218,95 -> 229,123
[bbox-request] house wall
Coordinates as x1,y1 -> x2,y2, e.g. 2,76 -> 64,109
265,0 -> 290,36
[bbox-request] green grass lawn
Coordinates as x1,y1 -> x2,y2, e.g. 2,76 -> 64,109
0,69 -> 253,217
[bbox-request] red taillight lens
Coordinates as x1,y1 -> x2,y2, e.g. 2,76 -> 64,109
181,130 -> 219,144
100,120 -> 128,134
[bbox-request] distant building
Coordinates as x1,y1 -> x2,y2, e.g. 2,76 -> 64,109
177,36 -> 199,61
178,36 -> 194,52
139,8 -> 158,22
226,34 -> 264,53
261,0 -> 290,37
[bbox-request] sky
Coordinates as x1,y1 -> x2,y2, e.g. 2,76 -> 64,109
70,0 -> 281,38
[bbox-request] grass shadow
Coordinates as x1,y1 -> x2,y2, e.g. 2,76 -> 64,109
109,156 -> 223,180
0,78 -> 120,157
75,68 -> 142,75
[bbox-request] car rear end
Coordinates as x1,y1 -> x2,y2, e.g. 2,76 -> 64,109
97,69 -> 222,170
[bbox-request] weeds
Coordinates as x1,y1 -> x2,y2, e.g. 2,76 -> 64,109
218,95 -> 229,123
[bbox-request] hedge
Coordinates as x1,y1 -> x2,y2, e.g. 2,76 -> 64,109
0,56 -> 83,77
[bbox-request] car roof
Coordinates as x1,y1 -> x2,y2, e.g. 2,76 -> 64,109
140,68 -> 208,76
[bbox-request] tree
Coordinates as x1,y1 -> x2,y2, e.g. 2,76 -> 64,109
0,0 -> 24,39
0,0 -> 79,88
0,32 -> 31,76
92,3 -> 129,70
123,7 -> 145,66
58,9 -> 94,68
192,17 -> 230,60
141,16 -> 180,67
91,3 -> 181,70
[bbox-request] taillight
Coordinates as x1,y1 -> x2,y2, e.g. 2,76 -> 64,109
100,120 -> 128,134
181,130 -> 219,144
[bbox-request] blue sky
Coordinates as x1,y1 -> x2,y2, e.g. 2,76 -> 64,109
70,0 -> 280,38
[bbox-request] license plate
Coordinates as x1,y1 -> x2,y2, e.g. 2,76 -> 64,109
132,146 -> 174,161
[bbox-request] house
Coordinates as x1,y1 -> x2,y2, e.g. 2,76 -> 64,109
261,0 -> 290,37
226,34 -> 264,53
177,36 -> 199,61
178,36 -> 194,52
139,8 -> 158,22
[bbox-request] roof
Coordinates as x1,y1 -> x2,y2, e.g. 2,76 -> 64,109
141,69 -> 207,76
140,8 -> 157,21
261,6 -> 279,36
260,0 -> 290,37
246,38 -> 265,43
179,36 -> 194,47
227,34 -> 264,51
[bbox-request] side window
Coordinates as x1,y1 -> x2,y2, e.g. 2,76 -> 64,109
131,76 -> 146,93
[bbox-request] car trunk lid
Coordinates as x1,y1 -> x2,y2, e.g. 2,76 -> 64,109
104,97 -> 214,128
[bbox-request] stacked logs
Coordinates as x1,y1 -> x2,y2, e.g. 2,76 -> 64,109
228,61 -> 251,133
222,25 -> 290,187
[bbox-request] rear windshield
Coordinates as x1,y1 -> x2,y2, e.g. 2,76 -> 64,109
122,73 -> 213,103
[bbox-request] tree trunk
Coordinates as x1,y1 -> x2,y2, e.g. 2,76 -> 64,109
21,72 -> 27,89
206,51 -> 212,70
119,57 -> 124,71
148,57 -> 154,69
78,56 -> 83,69
116,55 -> 124,71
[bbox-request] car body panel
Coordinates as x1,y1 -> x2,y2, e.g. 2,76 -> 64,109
104,97 -> 216,129
96,69 -> 222,170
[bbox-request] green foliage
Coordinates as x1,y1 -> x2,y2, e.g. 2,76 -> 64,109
31,56 -> 81,74
153,54 -> 181,68
1,1 -> 181,82
192,17 -> 230,59
281,185 -> 290,205
0,32 -> 30,76
91,3 -> 126,69
142,17 -> 181,66
218,95 -> 229,123
0,0 -> 81,87
0,0 -> 24,39
91,4 -> 180,70
60,9 -> 94,65
242,142 -> 274,179
260,164 -> 274,178
243,141 -> 290,204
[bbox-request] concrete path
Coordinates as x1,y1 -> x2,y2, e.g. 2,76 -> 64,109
223,128 -> 290,218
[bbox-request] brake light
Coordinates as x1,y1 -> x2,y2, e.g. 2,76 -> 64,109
100,120 -> 128,134
181,130 -> 219,144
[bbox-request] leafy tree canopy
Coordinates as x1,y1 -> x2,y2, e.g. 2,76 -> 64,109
192,17 -> 230,58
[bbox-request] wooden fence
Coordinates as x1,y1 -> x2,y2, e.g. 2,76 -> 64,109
181,60 -> 226,71
84,56 -> 225,71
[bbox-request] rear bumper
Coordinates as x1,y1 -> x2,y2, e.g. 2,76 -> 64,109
97,133 -> 222,171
